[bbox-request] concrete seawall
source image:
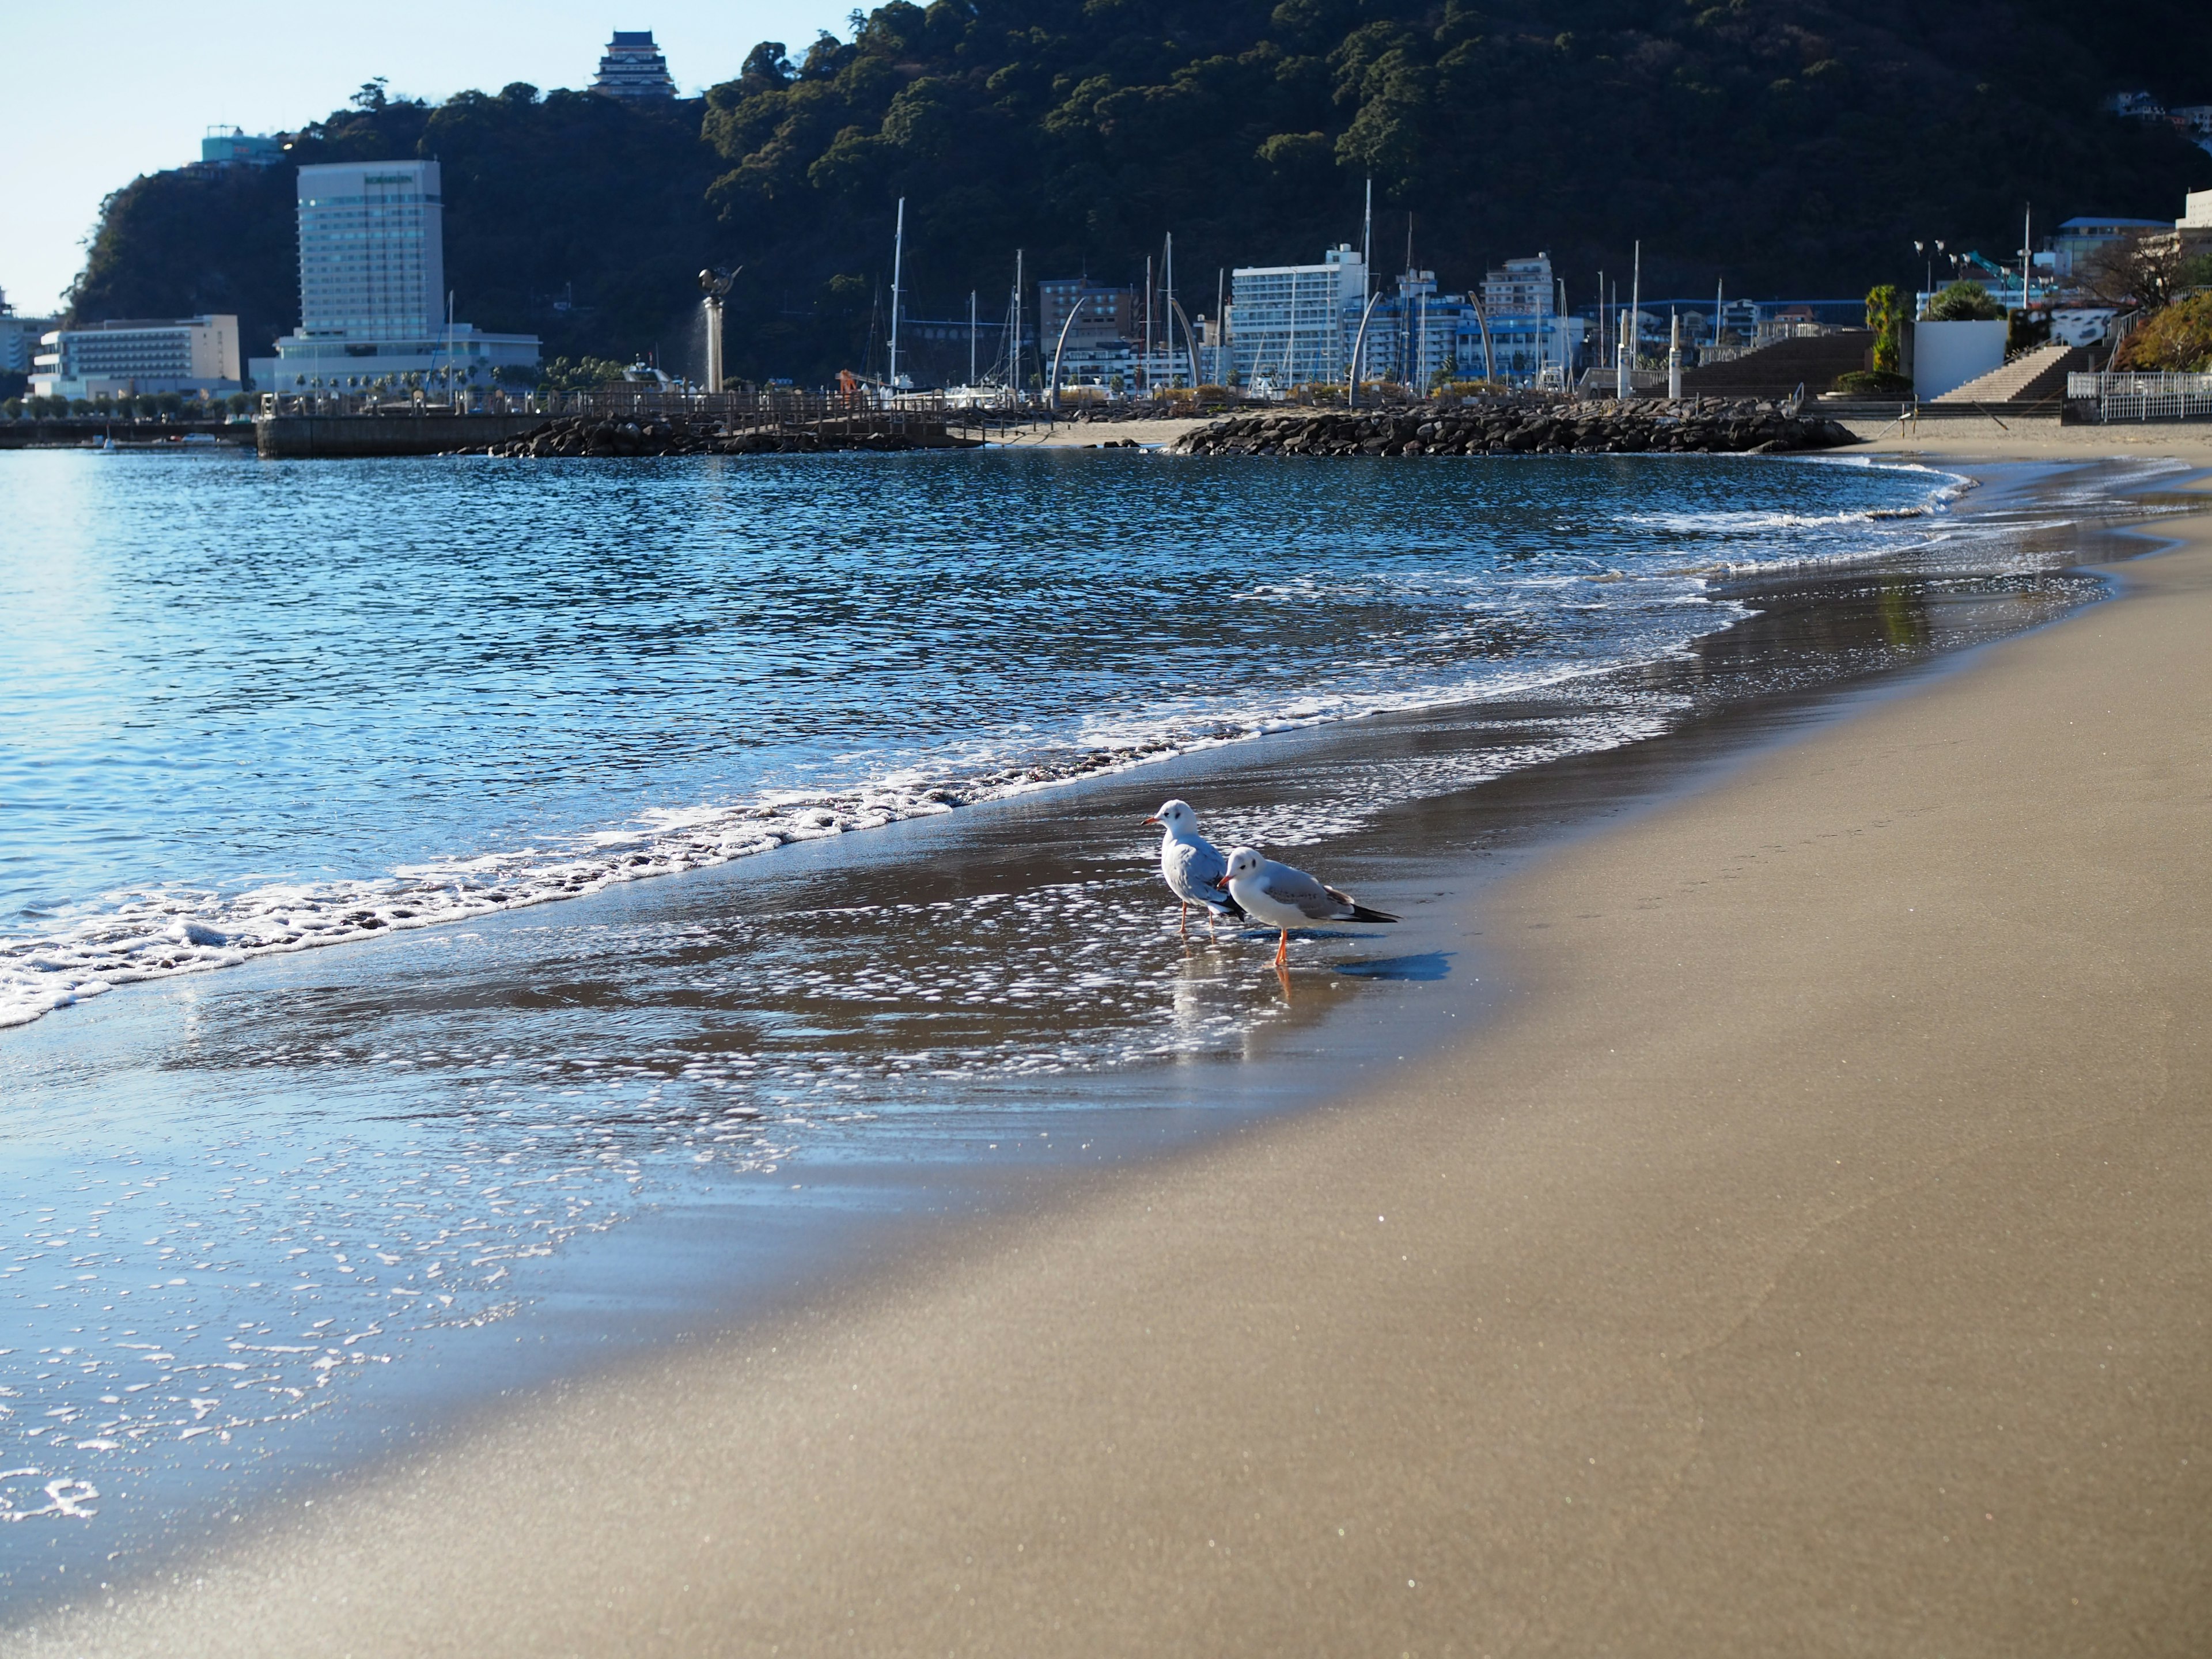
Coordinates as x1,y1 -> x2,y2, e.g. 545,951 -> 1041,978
254,414 -> 546,459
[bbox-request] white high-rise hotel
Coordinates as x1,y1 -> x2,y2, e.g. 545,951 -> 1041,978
253,159 -> 539,393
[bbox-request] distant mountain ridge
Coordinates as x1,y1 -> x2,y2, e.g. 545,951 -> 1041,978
65,0 -> 2212,385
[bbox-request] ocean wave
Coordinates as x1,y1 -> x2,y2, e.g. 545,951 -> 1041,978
0,650 -> 1714,1032
0,458 -> 1967,1033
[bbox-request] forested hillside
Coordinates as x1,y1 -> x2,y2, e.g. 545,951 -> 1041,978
65,0 -> 2212,385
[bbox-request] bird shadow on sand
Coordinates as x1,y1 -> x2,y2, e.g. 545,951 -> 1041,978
1329,950 -> 1455,982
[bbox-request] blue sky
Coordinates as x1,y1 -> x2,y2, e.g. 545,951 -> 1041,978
2,1 -> 850,316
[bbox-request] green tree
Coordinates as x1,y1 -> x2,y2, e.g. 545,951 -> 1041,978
537,355 -> 630,390
1926,281 -> 2006,321
54,1 -> 2212,386
1865,284 -> 1904,373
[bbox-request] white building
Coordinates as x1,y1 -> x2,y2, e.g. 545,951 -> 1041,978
1226,245 -> 1366,387
253,158 -> 537,393
30,314 -> 241,399
198,127 -> 285,168
1,291 -> 58,379
1482,254 -> 1556,319
593,31 -> 676,99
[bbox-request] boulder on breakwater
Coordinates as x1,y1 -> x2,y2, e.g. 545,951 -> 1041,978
1172,397 -> 1859,459
467,415 -> 953,459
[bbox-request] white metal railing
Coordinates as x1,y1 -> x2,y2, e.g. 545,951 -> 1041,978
2067,371 -> 2212,422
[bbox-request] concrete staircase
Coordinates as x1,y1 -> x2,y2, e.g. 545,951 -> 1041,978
1930,343 -> 2085,406
1680,331 -> 1873,400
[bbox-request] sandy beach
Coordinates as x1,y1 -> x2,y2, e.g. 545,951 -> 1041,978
17,432 -> 2211,1656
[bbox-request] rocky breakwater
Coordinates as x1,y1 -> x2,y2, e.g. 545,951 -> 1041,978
1172,397 -> 1859,459
467,415 -> 965,459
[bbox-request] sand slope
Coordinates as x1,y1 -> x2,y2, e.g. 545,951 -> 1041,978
22,468 -> 2212,1658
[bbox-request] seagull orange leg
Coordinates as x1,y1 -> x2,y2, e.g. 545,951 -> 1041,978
1273,929 -> 1289,968
1179,901 -> 1188,937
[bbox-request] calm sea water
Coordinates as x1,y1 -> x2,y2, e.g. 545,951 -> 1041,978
1,447 -> 1955,1029
6,443 -> 2133,1601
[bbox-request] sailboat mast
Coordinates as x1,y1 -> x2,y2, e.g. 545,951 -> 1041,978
888,196 -> 906,388
1143,255 -> 1153,391
969,290 -> 978,384
1215,267 -> 1226,387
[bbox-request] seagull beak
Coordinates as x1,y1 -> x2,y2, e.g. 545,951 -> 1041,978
1142,817 -> 1161,827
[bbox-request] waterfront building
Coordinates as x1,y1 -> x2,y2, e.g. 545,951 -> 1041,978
2046,215 -> 2170,281
1457,253 -> 1584,385
0,291 -> 58,378
593,31 -> 677,100
1037,278 -> 1156,388
1456,312 -> 1585,385
1482,254 -> 1556,319
253,158 -> 538,394
1225,245 -> 1366,387
29,315 -> 241,400
1037,278 -> 1136,348
198,127 -> 285,168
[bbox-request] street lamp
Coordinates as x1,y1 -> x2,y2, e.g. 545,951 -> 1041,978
1912,240 -> 1945,315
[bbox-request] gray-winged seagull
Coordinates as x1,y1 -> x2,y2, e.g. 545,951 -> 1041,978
1144,800 -> 1246,936
1218,846 -> 1397,966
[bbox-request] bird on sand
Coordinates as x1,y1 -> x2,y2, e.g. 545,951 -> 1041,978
1144,800 -> 1246,935
1218,846 -> 1397,967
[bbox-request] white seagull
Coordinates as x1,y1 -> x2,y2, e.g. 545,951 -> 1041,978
1219,846 -> 1397,967
1144,800 -> 1245,935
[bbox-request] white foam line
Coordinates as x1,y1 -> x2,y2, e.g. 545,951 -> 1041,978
5,460 -> 1983,1032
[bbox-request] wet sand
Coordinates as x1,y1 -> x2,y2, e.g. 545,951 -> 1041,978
17,452 -> 2212,1654
1847,411 -> 2212,464
990,414 -> 1209,447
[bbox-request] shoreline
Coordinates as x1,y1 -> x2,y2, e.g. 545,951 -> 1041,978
14,447 -> 2211,1652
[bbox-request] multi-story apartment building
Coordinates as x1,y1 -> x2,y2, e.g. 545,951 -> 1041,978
1037,278 -> 1137,348
0,291 -> 59,380
29,315 -> 241,399
1226,245 -> 1367,387
253,158 -> 538,393
1463,252 -> 1584,384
